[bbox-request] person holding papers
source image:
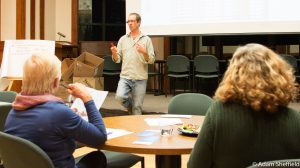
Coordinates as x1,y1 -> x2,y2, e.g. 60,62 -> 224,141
4,52 -> 107,168
110,13 -> 155,115
188,44 -> 300,168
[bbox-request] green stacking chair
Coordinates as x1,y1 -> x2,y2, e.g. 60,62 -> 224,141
167,55 -> 191,95
103,55 -> 122,91
103,55 -> 121,76
0,103 -> 12,168
103,150 -> 145,168
280,54 -> 300,83
0,132 -> 55,168
0,91 -> 17,103
75,150 -> 145,168
148,64 -> 161,95
193,55 -> 220,93
0,102 -> 12,131
168,93 -> 213,116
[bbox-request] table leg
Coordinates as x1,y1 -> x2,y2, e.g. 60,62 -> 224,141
155,155 -> 181,168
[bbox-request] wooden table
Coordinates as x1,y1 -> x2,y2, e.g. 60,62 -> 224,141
100,115 -> 205,168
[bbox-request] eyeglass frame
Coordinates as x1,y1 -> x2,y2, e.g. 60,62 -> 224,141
126,20 -> 137,23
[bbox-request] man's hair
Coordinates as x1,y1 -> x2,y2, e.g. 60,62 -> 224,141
22,52 -> 61,95
214,43 -> 298,113
129,13 -> 141,23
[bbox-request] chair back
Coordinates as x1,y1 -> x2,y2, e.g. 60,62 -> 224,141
0,91 -> 17,103
247,159 -> 300,168
280,54 -> 298,73
168,93 -> 213,115
103,55 -> 122,72
167,55 -> 190,73
148,64 -> 160,76
0,102 -> 12,131
194,55 -> 219,74
0,132 -> 54,168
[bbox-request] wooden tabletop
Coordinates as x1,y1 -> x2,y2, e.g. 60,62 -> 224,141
100,115 -> 205,155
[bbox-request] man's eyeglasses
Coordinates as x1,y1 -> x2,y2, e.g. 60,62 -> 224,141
126,20 -> 137,23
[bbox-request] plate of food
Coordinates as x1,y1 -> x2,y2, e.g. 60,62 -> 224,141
177,124 -> 200,137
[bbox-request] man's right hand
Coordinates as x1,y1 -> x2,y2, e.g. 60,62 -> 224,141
110,46 -> 117,54
110,45 -> 118,61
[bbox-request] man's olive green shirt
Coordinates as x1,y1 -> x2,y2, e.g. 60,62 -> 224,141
114,33 -> 155,80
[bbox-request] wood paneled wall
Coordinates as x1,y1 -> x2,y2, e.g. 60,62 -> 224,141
16,0 -> 26,39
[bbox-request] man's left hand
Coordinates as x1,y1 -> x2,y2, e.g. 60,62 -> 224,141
135,43 -> 146,54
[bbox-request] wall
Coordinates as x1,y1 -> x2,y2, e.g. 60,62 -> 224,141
55,0 -> 71,42
25,0 -> 30,39
35,0 -> 40,39
1,0 -> 17,40
291,45 -> 299,54
1,0 -> 72,41
44,0 -> 55,40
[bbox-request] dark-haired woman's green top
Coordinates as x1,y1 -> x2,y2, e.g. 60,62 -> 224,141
188,100 -> 300,168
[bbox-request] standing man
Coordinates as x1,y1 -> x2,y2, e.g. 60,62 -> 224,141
110,13 -> 155,115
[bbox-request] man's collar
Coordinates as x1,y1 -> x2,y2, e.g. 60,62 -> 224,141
126,31 -> 145,38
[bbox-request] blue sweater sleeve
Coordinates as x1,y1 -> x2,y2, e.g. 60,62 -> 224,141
57,100 -> 107,147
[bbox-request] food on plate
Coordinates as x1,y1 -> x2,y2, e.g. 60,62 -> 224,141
180,124 -> 200,133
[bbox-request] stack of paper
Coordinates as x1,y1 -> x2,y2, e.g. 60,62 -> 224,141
133,130 -> 160,145
160,114 -> 192,118
71,87 -> 108,114
106,128 -> 133,140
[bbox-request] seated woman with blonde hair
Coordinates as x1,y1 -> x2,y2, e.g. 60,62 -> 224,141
188,43 -> 300,168
4,52 -> 107,168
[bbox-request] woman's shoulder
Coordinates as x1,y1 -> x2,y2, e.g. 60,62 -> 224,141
209,100 -> 243,111
41,101 -> 74,115
207,100 -> 255,119
210,99 -> 300,118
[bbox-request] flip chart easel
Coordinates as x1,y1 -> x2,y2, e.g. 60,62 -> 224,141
0,40 -> 55,92
5,77 -> 22,92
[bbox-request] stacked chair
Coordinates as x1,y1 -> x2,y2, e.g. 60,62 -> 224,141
167,55 -> 191,95
103,55 -> 122,77
280,54 -> 300,83
148,64 -> 161,95
193,55 -> 220,94
103,55 -> 122,91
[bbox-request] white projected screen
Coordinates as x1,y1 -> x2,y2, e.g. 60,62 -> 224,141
126,0 -> 300,35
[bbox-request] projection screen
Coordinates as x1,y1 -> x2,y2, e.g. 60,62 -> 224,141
126,0 -> 300,36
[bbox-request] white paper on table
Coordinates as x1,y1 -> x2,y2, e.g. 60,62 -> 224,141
144,118 -> 183,126
160,114 -> 192,119
71,87 -> 108,113
133,135 -> 160,145
106,128 -> 133,140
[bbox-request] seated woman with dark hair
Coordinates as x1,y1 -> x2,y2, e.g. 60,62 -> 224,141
4,52 -> 107,168
188,43 -> 300,168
